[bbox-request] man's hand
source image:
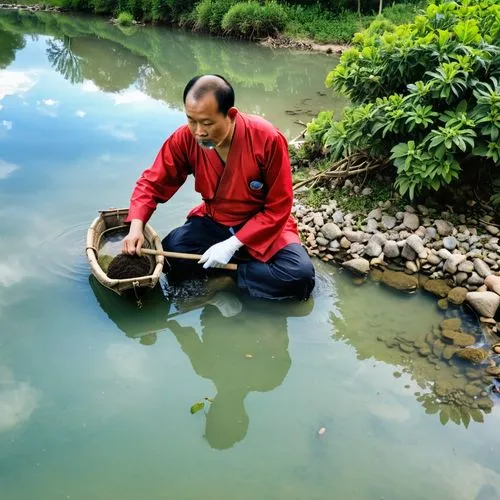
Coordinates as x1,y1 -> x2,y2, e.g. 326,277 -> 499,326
122,219 -> 145,255
199,236 -> 242,269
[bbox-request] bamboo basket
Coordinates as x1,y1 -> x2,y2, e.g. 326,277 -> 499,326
86,208 -> 164,295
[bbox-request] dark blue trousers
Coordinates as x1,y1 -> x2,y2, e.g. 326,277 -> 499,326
162,216 -> 315,300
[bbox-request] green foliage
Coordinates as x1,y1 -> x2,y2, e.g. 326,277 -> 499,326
221,1 -> 288,39
116,11 -> 134,25
194,0 -> 237,34
284,5 -> 365,43
318,0 -> 500,200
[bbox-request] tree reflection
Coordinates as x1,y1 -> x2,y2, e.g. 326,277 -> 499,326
46,36 -> 83,84
0,28 -> 26,69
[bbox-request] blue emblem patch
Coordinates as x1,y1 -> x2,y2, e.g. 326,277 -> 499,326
249,180 -> 264,191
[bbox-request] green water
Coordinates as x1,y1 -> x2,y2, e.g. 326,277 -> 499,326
1,10 -> 500,500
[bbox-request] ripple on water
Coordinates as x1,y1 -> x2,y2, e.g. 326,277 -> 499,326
37,218 -> 93,286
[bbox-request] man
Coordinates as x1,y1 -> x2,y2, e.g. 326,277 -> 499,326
122,74 -> 315,300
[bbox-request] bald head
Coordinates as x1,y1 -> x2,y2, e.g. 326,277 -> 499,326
183,74 -> 235,116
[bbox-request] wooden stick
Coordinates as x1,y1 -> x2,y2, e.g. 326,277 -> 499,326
140,248 -> 238,271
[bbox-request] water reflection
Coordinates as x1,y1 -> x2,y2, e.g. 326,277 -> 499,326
0,365 -> 40,432
0,10 -> 347,136
330,270 -> 496,428
90,276 -> 313,449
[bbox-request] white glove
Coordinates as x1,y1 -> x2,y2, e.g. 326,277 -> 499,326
199,236 -> 243,269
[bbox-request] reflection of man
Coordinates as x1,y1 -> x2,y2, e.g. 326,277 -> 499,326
166,297 -> 313,450
122,74 -> 315,300
90,276 -> 313,450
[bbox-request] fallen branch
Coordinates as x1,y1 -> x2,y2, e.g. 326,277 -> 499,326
292,153 -> 388,191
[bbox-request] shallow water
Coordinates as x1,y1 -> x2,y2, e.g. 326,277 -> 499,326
1,11 -> 500,500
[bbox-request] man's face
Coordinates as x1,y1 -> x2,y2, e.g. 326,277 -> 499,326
185,93 -> 233,149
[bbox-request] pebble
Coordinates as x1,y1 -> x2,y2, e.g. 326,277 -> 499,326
443,236 -> 458,251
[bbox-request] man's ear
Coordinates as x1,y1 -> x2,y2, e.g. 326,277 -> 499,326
227,107 -> 238,120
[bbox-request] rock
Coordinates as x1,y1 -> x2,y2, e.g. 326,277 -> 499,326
383,240 -> 399,259
437,249 -> 452,261
486,225 -> 499,236
350,242 -> 365,255
401,244 -> 417,261
455,348 -> 487,364
467,272 -> 484,286
316,236 -> 329,246
406,261 -> 418,273
424,279 -> 452,298
485,275 -> 500,295
440,317 -> 461,330
365,219 -> 379,233
466,291 -> 500,318
321,222 -> 342,240
332,211 -> 344,225
417,204 -> 429,216
486,366 -> 500,377
443,236 -> 458,251
343,258 -> 370,276
367,208 -> 382,220
437,298 -> 448,310
442,345 -> 459,360
447,287 -> 468,305
441,329 -> 475,347
340,237 -> 351,249
427,253 -> 441,265
435,219 -> 453,237
343,229 -> 365,243
406,234 -> 425,255
444,254 -> 466,275
455,272 -> 468,285
425,227 -> 437,241
458,260 -> 474,273
313,214 -> 324,227
381,215 -> 396,230
364,238 -> 382,258
403,212 -> 419,230
464,384 -> 482,397
380,269 -> 419,292
477,397 -> 493,410
328,240 -> 340,252
473,258 -> 492,278
371,233 -> 387,246
361,187 -> 373,196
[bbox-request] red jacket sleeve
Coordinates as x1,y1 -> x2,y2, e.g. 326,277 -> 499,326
235,131 -> 293,256
125,128 -> 191,224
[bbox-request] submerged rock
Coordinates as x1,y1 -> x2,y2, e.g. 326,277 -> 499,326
380,269 -> 419,292
455,348 -> 488,364
424,279 -> 452,298
447,287 -> 468,305
342,258 -> 370,276
441,330 -> 475,347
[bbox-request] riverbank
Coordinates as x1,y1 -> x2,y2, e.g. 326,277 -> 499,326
292,174 -> 500,338
0,1 -> 417,49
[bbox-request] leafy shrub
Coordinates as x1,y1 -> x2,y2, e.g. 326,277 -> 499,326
116,11 -> 134,25
316,0 -> 500,199
222,1 -> 288,39
194,0 -> 237,34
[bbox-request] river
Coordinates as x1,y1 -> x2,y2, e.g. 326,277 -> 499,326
1,10 -> 500,500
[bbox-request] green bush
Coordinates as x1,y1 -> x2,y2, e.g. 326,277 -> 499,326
314,0 -> 500,199
194,0 -> 237,34
116,10 -> 134,24
222,1 -> 288,39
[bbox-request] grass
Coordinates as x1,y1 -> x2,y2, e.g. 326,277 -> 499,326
283,3 -> 420,44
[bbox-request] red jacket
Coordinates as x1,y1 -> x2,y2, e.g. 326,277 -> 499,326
126,111 -> 300,262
